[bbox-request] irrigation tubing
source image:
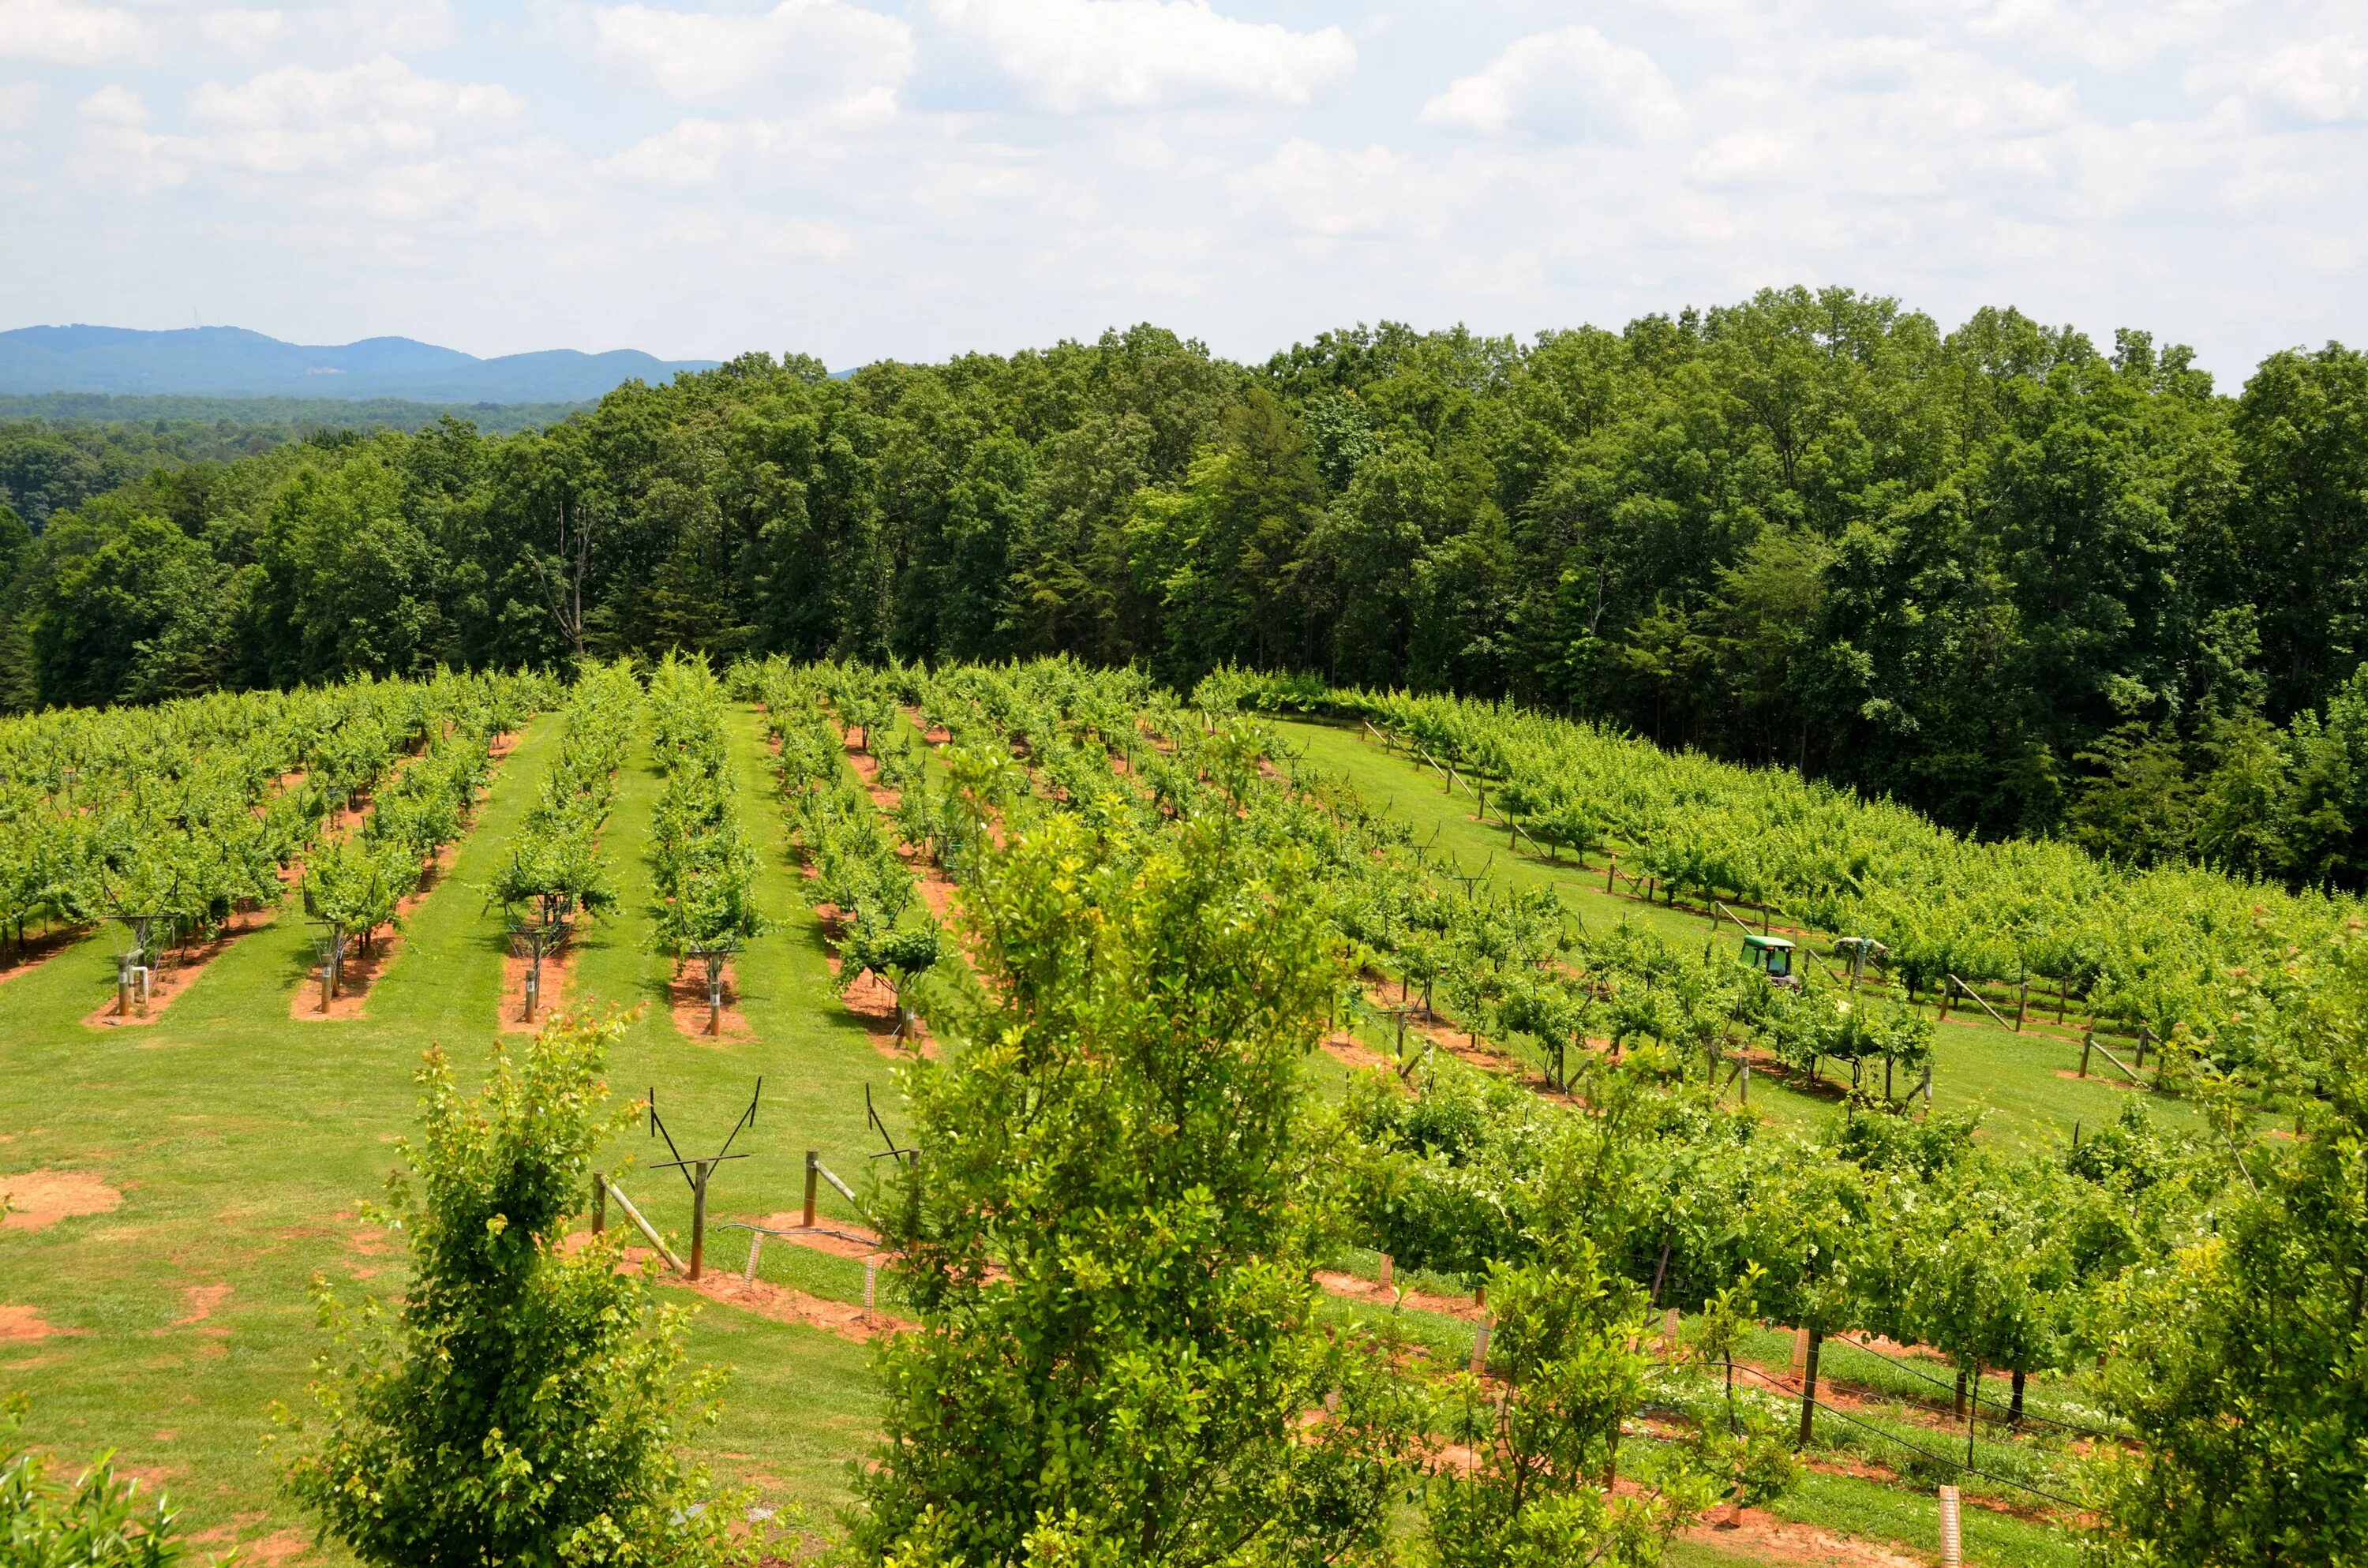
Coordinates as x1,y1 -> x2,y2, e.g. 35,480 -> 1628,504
1714,1360 -> 2085,1512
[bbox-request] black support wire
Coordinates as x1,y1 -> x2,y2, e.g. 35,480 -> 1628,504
1713,1359 -> 2086,1512
1815,1334 -> 2119,1443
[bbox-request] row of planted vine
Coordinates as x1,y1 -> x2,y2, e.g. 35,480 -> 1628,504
484,662 -> 641,1021
738,661 -> 939,1038
0,672 -> 553,978
647,655 -> 766,1035
1202,669 -> 2363,1110
297,680 -> 530,1001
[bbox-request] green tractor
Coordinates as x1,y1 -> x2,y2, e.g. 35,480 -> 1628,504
1740,932 -> 1801,992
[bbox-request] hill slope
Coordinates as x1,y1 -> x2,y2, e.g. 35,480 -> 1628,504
0,324 -> 720,402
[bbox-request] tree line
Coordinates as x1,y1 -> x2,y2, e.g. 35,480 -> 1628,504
7,286 -> 2368,883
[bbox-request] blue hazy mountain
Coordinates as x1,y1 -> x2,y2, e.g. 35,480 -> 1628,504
0,325 -> 721,402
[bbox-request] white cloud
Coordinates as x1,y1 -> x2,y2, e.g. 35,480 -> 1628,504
0,79 -> 39,130
1234,137 -> 1413,238
71,83 -> 186,193
930,0 -> 1354,111
190,58 -> 523,174
574,0 -> 912,107
197,8 -> 284,54
2205,34 -> 2368,122
1421,26 -> 1683,140
0,0 -> 144,64
77,80 -> 141,124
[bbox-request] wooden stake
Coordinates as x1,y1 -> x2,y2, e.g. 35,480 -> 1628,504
689,1161 -> 709,1282
803,1150 -> 819,1229
744,1229 -> 762,1283
593,1173 -> 606,1234
1939,1486 -> 1961,1568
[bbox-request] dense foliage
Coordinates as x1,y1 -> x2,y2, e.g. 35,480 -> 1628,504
821,655 -> 2342,1562
856,806 -> 1416,1567
15,290 -> 2368,884
1208,671 -> 2365,1104
646,654 -> 766,1029
0,1394 -> 182,1566
278,1012 -> 748,1567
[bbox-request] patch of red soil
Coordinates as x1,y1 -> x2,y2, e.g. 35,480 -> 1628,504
1,1169 -> 122,1229
1680,1506 -> 1927,1566
191,1523 -> 315,1565
82,907 -> 275,1029
2055,1068 -> 2149,1092
500,935 -> 586,1035
0,925 -> 94,987
748,1214 -> 887,1260
1315,1269 -> 1485,1322
1319,1032 -> 1392,1072
673,1269 -> 912,1341
826,958 -> 937,1060
172,1283 -> 231,1325
669,958 -> 751,1042
0,1304 -> 81,1342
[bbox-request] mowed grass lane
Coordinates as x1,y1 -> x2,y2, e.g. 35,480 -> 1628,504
0,705 -> 896,1555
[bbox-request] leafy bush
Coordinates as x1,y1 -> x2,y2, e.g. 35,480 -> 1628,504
277,1012 -> 751,1568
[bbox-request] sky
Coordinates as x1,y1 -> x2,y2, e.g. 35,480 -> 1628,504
2,0 -> 2365,383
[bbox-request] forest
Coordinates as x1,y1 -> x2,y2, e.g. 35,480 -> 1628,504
5,286 -> 2366,885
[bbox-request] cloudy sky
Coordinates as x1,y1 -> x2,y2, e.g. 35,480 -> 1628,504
2,0 -> 2363,380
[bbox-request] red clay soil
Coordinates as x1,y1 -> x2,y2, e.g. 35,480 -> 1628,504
0,1169 -> 121,1229
0,924 -> 94,987
170,1283 -> 232,1326
747,1214 -> 889,1260
189,1523 -> 314,1565
826,957 -> 937,1060
0,1304 -> 81,1342
2055,1068 -> 2149,1092
671,1269 -> 912,1342
500,938 -> 586,1035
669,958 -> 752,1042
1314,1269 -> 1486,1323
82,906 -> 276,1029
1680,1506 -> 1928,1567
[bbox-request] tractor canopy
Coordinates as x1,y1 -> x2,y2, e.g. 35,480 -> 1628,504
1741,932 -> 1797,982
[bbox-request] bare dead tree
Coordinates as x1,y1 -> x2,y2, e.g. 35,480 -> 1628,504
531,492 -> 593,662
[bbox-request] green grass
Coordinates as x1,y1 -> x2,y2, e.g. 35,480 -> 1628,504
1274,716 -> 2182,1150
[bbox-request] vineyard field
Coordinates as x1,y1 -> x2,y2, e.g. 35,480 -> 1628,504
5,664 -> 2260,1566
0,698 -> 902,1554
1272,716 -> 2196,1149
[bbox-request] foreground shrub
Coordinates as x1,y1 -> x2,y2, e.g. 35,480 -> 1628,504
276,1010 -> 750,1568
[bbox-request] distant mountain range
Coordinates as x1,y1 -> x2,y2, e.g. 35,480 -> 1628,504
0,325 -> 721,403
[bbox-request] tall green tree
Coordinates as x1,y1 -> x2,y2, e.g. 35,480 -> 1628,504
855,812 -> 1409,1567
